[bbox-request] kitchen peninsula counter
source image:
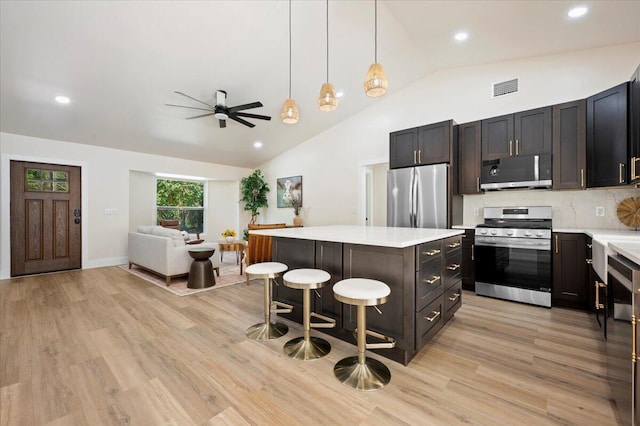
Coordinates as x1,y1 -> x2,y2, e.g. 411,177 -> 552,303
250,225 -> 464,365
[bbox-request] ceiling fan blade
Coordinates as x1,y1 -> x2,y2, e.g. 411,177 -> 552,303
166,104 -> 213,112
174,91 -> 216,109
228,102 -> 263,113
228,115 -> 255,128
219,119 -> 226,128
186,112 -> 216,120
235,112 -> 272,121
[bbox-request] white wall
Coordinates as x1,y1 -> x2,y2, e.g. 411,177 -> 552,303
372,162 -> 388,226
0,132 -> 251,279
256,43 -> 640,227
129,171 -> 156,232
207,180 -> 241,240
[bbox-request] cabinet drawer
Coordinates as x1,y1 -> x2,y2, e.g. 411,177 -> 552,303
417,241 -> 442,270
443,282 -> 462,322
416,261 -> 443,311
416,294 -> 445,350
443,252 -> 462,289
443,236 -> 462,257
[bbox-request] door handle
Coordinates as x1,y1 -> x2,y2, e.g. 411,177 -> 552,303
471,244 -> 474,261
633,315 -> 637,363
632,157 -> 639,181
425,310 -> 441,322
418,150 -> 422,164
423,275 -> 440,285
448,292 -> 461,302
515,139 -> 519,156
580,169 -> 584,189
476,177 -> 480,192
446,263 -> 461,271
509,140 -> 513,156
414,150 -> 417,164
555,235 -> 559,254
619,163 -> 625,184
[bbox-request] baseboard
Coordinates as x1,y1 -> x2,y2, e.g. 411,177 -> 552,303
84,256 -> 129,269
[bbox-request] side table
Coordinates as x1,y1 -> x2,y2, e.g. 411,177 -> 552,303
187,247 -> 216,289
218,240 -> 247,274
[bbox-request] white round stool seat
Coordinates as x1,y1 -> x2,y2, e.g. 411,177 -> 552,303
283,269 -> 331,290
333,278 -> 390,306
246,262 -> 288,278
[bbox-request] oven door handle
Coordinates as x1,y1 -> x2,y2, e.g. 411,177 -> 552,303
475,238 -> 551,251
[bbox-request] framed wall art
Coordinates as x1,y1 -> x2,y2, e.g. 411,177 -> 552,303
276,175 -> 302,208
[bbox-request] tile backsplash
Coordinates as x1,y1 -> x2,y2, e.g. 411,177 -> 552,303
462,186 -> 640,229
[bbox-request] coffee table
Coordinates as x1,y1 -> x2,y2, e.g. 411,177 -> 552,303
187,247 -> 216,289
218,240 -> 247,274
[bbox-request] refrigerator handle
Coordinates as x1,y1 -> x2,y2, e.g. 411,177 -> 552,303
411,168 -> 418,227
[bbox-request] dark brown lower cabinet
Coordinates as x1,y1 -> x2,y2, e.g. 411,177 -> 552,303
271,234 -> 463,366
552,232 -> 589,310
461,229 -> 475,291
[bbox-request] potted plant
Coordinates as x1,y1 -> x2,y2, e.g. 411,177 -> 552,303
240,169 -> 269,225
221,228 -> 237,242
286,198 -> 302,227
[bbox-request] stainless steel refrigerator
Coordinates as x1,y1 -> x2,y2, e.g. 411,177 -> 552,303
387,163 -> 448,229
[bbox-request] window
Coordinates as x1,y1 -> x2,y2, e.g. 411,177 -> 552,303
156,179 -> 205,233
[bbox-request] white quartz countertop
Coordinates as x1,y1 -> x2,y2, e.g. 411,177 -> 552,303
452,225 -> 477,230
608,241 -> 640,265
552,228 -> 640,239
249,225 -> 464,248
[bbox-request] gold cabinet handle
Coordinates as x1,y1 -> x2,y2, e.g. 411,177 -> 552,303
446,263 -> 461,271
476,176 -> 480,192
555,235 -> 559,254
448,242 -> 461,248
515,139 -> 519,156
620,162 -> 625,184
422,249 -> 441,256
471,244 -> 474,261
418,150 -> 422,164
448,292 -> 461,302
633,315 -> 637,363
580,168 -> 584,189
632,157 -> 639,181
586,258 -> 593,264
423,275 -> 441,285
425,310 -> 441,322
414,150 -> 417,164
509,140 -> 513,156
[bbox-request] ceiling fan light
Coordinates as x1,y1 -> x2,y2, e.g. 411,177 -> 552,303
214,112 -> 228,120
281,98 -> 299,124
317,82 -> 338,112
364,63 -> 388,97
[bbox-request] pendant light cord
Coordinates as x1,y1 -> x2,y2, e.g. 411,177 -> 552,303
326,0 -> 329,83
288,0 -> 292,98
374,0 -> 378,63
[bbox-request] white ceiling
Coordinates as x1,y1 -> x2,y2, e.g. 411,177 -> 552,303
1,1 -> 639,169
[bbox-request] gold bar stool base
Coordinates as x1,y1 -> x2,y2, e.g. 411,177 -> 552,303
283,336 -> 331,360
245,322 -> 288,340
333,356 -> 391,391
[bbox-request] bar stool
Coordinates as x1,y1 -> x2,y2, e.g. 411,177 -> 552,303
332,278 -> 396,391
245,262 -> 292,340
282,269 -> 336,360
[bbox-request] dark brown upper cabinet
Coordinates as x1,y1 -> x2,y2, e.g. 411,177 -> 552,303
390,120 -> 454,169
586,82 -> 629,188
389,128 -> 418,169
552,99 -> 586,190
630,64 -> 640,184
457,121 -> 482,194
481,107 -> 552,161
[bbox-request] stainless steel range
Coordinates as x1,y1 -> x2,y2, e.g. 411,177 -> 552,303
474,206 -> 552,308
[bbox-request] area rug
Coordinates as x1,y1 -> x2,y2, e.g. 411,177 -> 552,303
119,259 -> 247,296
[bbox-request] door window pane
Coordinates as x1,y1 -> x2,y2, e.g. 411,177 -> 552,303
25,169 -> 69,192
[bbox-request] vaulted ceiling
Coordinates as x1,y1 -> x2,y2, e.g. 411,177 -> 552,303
1,1 -> 639,168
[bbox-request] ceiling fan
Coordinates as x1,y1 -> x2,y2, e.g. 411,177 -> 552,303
166,90 -> 271,128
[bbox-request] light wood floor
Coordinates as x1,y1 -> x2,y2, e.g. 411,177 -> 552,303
0,267 -> 621,425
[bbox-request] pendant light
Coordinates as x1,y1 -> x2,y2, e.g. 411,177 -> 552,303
281,0 -> 299,124
317,0 -> 338,112
364,0 -> 388,97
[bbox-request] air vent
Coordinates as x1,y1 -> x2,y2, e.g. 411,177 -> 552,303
493,78 -> 519,97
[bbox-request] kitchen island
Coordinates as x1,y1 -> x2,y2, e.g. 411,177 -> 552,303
249,225 -> 465,365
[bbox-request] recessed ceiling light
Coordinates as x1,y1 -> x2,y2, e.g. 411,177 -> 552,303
454,32 -> 468,42
253,141 -> 263,148
335,91 -> 344,98
55,95 -> 70,104
568,6 -> 588,18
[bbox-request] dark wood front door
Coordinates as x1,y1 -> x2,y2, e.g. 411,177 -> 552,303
10,161 -> 82,276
